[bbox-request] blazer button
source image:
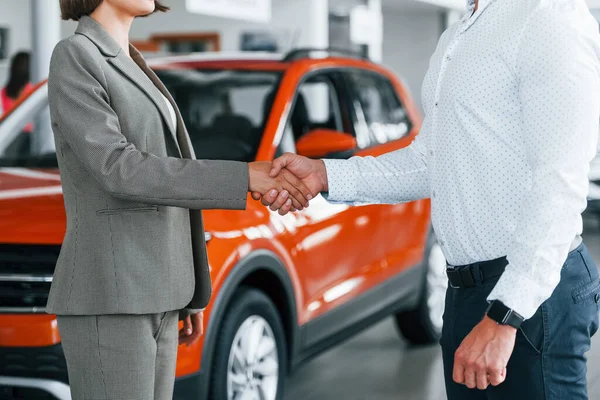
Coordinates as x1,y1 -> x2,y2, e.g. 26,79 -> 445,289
594,293 -> 600,303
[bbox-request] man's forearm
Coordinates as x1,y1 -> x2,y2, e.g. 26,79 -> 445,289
322,148 -> 429,204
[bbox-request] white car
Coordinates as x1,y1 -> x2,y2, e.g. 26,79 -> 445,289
588,139 -> 600,214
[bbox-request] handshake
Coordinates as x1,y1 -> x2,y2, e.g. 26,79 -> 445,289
248,153 -> 329,215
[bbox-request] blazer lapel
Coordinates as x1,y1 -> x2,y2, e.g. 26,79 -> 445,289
142,66 -> 196,160
108,54 -> 181,156
75,16 -> 182,156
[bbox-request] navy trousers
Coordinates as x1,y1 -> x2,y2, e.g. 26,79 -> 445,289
441,243 -> 600,400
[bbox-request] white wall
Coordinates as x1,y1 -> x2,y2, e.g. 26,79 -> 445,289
381,8 -> 442,111
0,0 -> 31,85
61,0 -> 328,52
0,0 -> 442,113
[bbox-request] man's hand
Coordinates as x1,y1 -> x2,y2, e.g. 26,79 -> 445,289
249,161 -> 312,211
179,311 -> 203,347
453,316 -> 516,390
251,153 -> 328,214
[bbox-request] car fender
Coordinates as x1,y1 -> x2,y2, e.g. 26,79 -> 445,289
195,249 -> 298,399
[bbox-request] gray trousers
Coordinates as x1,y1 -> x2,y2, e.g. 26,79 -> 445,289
57,311 -> 179,400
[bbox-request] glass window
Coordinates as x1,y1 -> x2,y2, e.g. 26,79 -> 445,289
276,73 -> 351,158
156,68 -> 282,162
348,70 -> 411,148
287,75 -> 345,142
0,98 -> 57,168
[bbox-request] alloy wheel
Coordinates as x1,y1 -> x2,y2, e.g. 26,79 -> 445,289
227,315 -> 279,400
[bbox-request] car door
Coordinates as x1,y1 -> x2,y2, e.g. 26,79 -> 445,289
341,68 -> 431,288
270,69 -> 396,345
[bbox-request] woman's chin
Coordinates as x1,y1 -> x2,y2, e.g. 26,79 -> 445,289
134,0 -> 155,16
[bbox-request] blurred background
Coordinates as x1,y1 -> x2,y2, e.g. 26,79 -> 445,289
1,1 -> 600,399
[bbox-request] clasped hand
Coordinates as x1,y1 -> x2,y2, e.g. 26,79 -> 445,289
248,153 -> 328,214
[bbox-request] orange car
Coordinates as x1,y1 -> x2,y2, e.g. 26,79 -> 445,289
0,49 -> 447,400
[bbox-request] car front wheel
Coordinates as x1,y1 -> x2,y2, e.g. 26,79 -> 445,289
209,287 -> 287,400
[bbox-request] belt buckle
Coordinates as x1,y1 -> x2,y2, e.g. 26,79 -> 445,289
446,268 -> 461,289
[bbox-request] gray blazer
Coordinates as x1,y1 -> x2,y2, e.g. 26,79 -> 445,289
46,16 -> 248,316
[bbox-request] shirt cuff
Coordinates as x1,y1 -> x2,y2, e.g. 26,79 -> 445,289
487,267 -> 545,320
322,159 -> 359,203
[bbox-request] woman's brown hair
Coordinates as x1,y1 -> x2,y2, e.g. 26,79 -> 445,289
60,0 -> 169,21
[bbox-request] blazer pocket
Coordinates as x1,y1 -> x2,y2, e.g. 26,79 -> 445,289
96,206 -> 159,216
572,278 -> 600,305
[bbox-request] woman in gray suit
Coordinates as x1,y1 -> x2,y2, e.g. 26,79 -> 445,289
49,1 -> 312,399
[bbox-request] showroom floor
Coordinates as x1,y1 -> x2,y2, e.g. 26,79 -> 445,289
285,215 -> 600,400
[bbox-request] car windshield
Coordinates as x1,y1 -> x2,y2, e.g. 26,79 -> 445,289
0,68 -> 282,167
155,68 -> 282,161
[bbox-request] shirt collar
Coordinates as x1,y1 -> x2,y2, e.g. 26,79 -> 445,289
467,0 -> 476,12
467,0 -> 493,12
466,0 -> 494,15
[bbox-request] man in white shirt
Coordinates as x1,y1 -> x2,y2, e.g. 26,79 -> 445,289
257,0 -> 600,398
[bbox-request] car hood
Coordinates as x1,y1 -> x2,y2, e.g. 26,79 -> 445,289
0,168 -> 66,244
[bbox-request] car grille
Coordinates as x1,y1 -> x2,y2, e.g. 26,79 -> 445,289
0,244 -> 60,313
0,386 -> 59,400
0,344 -> 69,384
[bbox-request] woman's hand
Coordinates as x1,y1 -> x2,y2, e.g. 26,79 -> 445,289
249,161 -> 312,211
179,311 -> 203,347
251,154 -> 327,214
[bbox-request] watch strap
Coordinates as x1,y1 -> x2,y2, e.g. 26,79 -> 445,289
486,300 -> 524,329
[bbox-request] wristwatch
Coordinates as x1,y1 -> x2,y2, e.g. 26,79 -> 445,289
485,300 -> 524,329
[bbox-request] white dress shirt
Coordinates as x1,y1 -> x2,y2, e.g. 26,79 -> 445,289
323,0 -> 600,319
160,92 -> 177,132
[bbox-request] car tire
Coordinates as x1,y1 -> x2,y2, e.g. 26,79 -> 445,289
395,231 -> 448,345
209,287 -> 287,400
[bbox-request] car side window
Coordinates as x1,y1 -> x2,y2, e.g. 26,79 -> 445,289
347,70 -> 412,149
276,72 -> 353,158
288,74 -> 347,142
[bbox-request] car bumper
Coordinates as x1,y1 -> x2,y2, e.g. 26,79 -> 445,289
0,343 -> 203,400
0,374 -> 203,400
0,376 -> 71,400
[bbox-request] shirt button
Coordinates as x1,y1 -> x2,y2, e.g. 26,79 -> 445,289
429,150 -> 434,156
432,190 -> 436,198
446,55 -> 451,61
439,240 -> 445,246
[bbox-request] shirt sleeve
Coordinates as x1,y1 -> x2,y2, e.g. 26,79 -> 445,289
321,26 -> 457,206
487,7 -> 600,319
322,122 -> 430,204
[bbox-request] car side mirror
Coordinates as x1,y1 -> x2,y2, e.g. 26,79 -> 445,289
296,129 -> 357,158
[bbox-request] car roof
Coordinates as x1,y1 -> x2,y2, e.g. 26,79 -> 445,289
147,50 -> 377,72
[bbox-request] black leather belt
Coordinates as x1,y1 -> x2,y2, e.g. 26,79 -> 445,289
446,257 -> 508,288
